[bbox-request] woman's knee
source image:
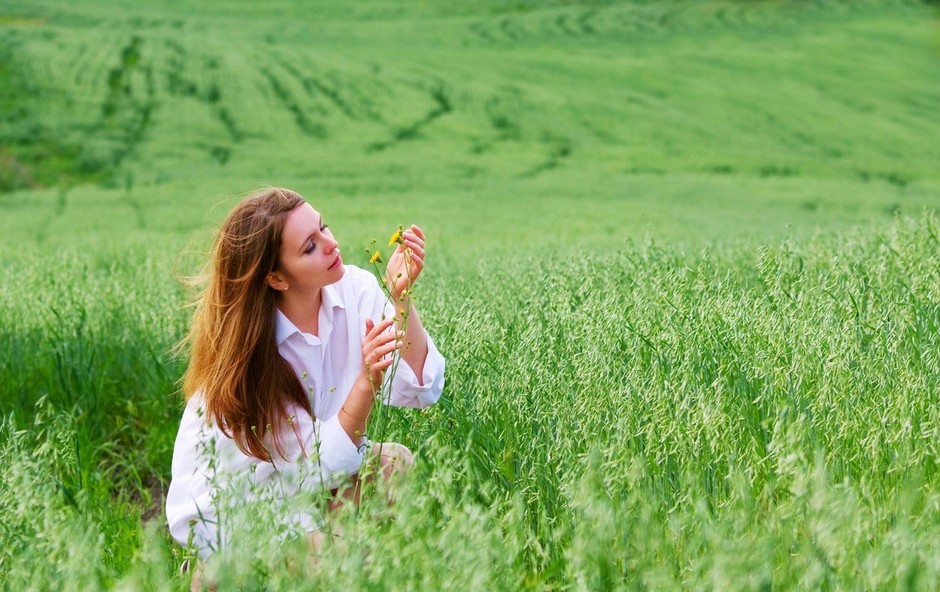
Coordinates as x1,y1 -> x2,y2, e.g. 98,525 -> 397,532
376,442 -> 414,476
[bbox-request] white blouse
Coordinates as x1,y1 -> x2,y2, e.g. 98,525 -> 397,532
165,265 -> 446,557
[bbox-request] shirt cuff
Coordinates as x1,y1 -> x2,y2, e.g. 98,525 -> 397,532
389,334 -> 445,408
315,414 -> 365,477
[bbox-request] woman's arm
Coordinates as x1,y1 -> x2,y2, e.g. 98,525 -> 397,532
339,317 -> 402,442
385,225 -> 431,382
398,299 -> 429,384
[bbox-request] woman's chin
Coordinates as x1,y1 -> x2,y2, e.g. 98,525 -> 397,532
330,264 -> 346,282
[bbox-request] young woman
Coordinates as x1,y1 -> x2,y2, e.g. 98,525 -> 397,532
166,187 -> 446,559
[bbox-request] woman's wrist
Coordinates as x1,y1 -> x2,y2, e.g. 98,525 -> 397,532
338,384 -> 373,443
352,372 -> 377,397
340,406 -> 368,422
344,375 -> 376,414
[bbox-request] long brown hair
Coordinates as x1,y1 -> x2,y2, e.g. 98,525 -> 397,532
181,187 -> 311,462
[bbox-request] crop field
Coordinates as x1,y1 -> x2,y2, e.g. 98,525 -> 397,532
1,0 -> 940,589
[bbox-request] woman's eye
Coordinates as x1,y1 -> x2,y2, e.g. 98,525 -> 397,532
303,225 -> 327,254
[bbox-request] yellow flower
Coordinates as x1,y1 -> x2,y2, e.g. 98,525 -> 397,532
389,228 -> 403,246
369,250 -> 382,264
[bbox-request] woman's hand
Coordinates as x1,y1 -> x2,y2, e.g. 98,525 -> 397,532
357,318 -> 404,393
341,318 -> 403,443
386,225 -> 425,302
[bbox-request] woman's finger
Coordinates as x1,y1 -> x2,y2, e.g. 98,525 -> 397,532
402,230 -> 424,248
365,330 -> 402,358
367,318 -> 395,340
373,339 -> 403,360
369,330 -> 402,351
372,357 -> 394,371
409,225 -> 425,240
403,239 -> 425,260
363,320 -> 395,358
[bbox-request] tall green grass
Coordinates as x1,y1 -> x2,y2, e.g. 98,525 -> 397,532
4,215 -> 940,589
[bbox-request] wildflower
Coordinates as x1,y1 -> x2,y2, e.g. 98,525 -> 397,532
389,226 -> 403,246
369,250 -> 382,264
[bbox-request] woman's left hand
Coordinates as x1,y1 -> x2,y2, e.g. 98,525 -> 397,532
386,225 -> 425,302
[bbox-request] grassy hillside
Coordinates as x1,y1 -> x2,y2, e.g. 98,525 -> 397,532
1,0 -> 939,589
1,0 -> 938,254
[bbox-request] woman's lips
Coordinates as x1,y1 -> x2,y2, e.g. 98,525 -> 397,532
328,255 -> 342,270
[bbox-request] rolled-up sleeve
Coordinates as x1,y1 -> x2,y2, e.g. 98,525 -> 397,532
388,334 -> 446,408
353,264 -> 446,409
309,413 -> 365,477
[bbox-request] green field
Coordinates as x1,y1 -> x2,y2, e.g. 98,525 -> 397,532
2,0 -> 940,589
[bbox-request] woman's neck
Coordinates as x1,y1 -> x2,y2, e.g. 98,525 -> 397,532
276,287 -> 322,336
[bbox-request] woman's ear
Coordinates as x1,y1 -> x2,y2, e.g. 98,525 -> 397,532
266,271 -> 289,292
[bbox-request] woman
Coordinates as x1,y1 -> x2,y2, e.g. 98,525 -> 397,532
166,187 -> 446,559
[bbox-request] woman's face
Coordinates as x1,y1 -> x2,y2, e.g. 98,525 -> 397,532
273,202 -> 344,292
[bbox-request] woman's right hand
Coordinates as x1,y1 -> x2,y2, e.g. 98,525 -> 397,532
358,318 -> 403,393
341,318 -> 404,442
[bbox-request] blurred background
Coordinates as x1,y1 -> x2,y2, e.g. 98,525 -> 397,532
2,0 -> 938,259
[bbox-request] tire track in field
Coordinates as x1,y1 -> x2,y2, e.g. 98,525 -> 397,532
461,1 -> 921,46
470,5 -> 675,45
69,36 -> 119,99
259,66 -> 327,139
518,133 -> 572,178
91,35 -> 155,172
95,36 -> 155,228
330,70 -> 387,124
0,33 -> 115,193
163,40 -> 243,163
470,85 -> 524,155
366,80 -> 452,152
277,58 -> 362,121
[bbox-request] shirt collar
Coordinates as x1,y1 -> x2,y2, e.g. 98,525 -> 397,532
321,280 -> 345,314
274,281 -> 346,345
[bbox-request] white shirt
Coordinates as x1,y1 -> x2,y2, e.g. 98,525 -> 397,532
165,264 -> 445,557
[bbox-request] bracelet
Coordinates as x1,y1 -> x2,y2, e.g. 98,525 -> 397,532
340,406 -> 368,422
